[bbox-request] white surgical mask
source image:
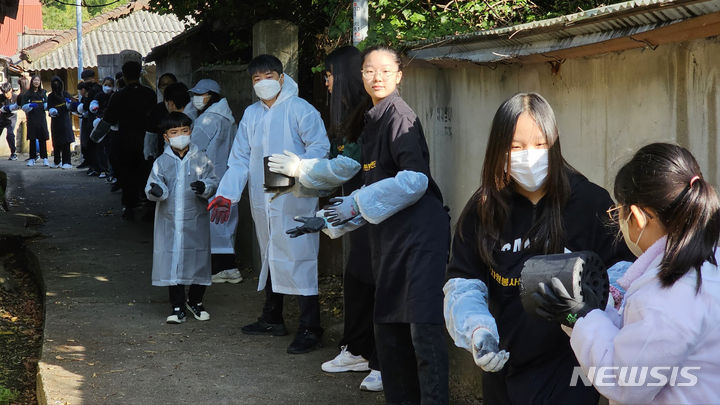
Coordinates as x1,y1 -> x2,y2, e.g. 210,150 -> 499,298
102,85 -> 113,94
192,95 -> 207,110
253,79 -> 281,101
510,149 -> 549,192
619,211 -> 645,257
168,135 -> 191,150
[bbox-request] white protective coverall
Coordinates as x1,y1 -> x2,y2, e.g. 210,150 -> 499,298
191,97 -> 238,254
216,75 -> 329,295
146,144 -> 218,286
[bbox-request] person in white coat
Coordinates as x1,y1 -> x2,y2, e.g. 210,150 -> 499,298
535,143 -> 720,405
188,79 -> 241,284
146,112 -> 218,324
209,54 -> 329,354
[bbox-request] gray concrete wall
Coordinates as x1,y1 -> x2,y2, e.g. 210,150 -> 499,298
252,20 -> 299,81
399,35 -> 720,402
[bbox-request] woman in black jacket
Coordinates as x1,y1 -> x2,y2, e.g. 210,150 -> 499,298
47,76 -> 74,168
443,93 -> 633,405
20,75 -> 49,166
320,46 -> 451,404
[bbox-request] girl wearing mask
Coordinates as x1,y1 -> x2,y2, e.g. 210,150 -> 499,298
188,79 -> 239,282
537,143 -> 720,404
295,46 -> 452,404
443,93 -> 632,404
46,76 -> 74,168
20,75 -> 49,166
268,46 -> 380,391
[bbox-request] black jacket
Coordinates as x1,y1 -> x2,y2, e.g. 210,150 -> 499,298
20,89 -> 48,140
0,93 -> 17,127
103,82 -> 156,157
446,171 -> 633,404
47,91 -> 74,144
361,92 -> 450,324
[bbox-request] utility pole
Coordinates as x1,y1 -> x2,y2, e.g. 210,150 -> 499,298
76,0 -> 83,81
353,0 -> 368,46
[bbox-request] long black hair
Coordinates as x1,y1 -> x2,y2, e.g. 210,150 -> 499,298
614,143 -> 720,291
29,75 -> 42,92
325,46 -> 371,143
460,93 -> 575,266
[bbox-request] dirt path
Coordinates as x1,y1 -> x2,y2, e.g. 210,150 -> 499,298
0,157 -> 384,405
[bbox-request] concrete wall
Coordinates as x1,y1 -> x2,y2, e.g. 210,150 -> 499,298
399,35 -> 720,402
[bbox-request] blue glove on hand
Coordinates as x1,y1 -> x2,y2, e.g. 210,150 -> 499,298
89,100 -> 100,113
48,108 -> 59,117
21,103 -> 38,113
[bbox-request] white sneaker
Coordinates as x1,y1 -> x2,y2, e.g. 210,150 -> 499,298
211,268 -> 243,284
321,345 -> 370,372
42,158 -> 50,166
360,370 -> 383,392
61,164 -> 72,169
98,172 -> 108,178
26,159 -> 35,167
49,162 -> 59,168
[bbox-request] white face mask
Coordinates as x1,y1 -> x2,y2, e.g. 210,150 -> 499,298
253,79 -> 282,101
102,85 -> 113,94
619,211 -> 645,257
192,95 -> 207,110
510,149 -> 549,192
168,135 -> 191,150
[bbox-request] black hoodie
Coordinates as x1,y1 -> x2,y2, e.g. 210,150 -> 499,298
47,76 -> 74,144
446,171 -> 633,404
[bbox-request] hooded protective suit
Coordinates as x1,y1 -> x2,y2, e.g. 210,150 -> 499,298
192,98 -> 238,254
146,143 -> 218,286
216,75 -> 329,295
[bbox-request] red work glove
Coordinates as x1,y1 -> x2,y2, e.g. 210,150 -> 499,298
207,196 -> 231,224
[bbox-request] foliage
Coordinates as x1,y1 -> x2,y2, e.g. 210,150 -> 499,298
41,0 -> 130,30
0,386 -> 18,404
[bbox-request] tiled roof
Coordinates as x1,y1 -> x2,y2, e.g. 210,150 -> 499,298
19,1 -> 186,70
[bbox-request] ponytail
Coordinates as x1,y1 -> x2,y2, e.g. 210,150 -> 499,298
614,143 -> 720,291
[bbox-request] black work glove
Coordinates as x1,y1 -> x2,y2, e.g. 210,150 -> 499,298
149,183 -> 163,198
532,277 -> 599,327
190,181 -> 205,195
286,216 -> 327,238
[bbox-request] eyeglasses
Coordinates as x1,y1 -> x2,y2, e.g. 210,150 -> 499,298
606,204 -> 654,223
361,69 -> 398,80
606,205 -> 623,223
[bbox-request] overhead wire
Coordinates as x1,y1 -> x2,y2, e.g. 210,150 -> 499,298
50,0 -> 122,8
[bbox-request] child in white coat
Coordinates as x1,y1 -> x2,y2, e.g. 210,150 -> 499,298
146,112 -> 218,324
536,143 -> 720,404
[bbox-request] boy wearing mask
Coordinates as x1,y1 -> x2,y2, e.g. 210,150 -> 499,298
146,111 -> 218,323
209,54 -> 329,353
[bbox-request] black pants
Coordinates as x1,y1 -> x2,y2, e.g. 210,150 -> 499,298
211,253 -> 237,275
80,121 -> 96,168
340,270 -> 378,369
261,274 -> 322,334
95,136 -> 109,173
374,323 -> 449,405
168,284 -> 207,308
52,141 -> 71,165
1,123 -> 16,154
29,139 -> 47,159
113,151 -> 145,209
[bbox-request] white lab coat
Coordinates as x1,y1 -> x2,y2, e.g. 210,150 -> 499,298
191,97 -> 238,254
216,75 -> 329,295
145,144 -> 218,286
571,236 -> 720,405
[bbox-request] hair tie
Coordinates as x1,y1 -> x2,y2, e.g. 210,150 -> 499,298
690,175 -> 700,187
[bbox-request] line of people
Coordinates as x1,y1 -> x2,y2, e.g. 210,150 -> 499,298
205,47 -> 719,405
24,47 -> 716,405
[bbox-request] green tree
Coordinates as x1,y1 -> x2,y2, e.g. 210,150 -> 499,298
41,0 -> 130,30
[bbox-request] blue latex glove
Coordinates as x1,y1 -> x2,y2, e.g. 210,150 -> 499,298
92,117 -> 101,128
48,108 -> 59,117
77,103 -> 85,114
89,100 -> 100,113
43,102 -> 47,110
323,196 -> 360,226
21,103 -> 38,113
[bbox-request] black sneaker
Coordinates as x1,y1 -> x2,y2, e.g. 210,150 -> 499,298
287,328 -> 322,354
185,302 -> 210,321
8,154 -> 17,161
241,318 -> 288,336
166,307 -> 186,324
